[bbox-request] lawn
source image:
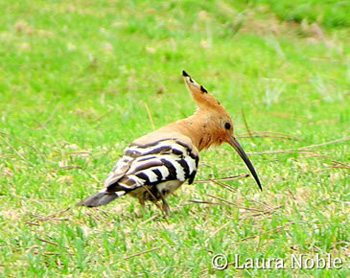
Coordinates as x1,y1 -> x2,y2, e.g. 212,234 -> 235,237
1,0 -> 349,277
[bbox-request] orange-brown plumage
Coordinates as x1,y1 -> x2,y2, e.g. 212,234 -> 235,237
78,71 -> 262,215
154,71 -> 234,151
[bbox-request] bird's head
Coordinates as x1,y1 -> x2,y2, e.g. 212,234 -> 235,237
182,70 -> 262,190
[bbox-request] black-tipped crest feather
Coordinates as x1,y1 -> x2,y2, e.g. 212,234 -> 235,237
200,85 -> 208,93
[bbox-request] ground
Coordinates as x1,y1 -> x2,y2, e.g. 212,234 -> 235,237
1,0 -> 349,277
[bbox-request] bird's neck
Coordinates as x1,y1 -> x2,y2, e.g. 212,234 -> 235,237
166,113 -> 221,152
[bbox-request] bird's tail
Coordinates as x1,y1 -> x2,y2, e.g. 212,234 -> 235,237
77,190 -> 125,207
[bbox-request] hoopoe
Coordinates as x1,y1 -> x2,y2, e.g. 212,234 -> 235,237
78,71 -> 262,215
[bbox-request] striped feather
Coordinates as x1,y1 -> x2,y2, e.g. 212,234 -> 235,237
105,139 -> 199,194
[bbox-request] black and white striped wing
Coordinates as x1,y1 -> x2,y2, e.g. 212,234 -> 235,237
104,139 -> 199,192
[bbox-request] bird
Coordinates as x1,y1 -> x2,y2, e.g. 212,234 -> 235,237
77,70 -> 262,215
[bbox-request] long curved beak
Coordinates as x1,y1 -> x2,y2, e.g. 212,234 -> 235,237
228,137 -> 262,191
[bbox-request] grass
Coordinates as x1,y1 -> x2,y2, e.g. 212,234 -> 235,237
1,0 -> 349,276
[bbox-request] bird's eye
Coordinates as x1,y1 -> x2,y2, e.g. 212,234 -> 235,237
224,122 -> 231,130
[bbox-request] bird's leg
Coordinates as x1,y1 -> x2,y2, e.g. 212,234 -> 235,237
138,198 -> 146,208
158,191 -> 170,216
137,198 -> 146,216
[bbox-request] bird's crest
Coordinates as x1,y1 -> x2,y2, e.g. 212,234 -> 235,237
182,70 -> 225,113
